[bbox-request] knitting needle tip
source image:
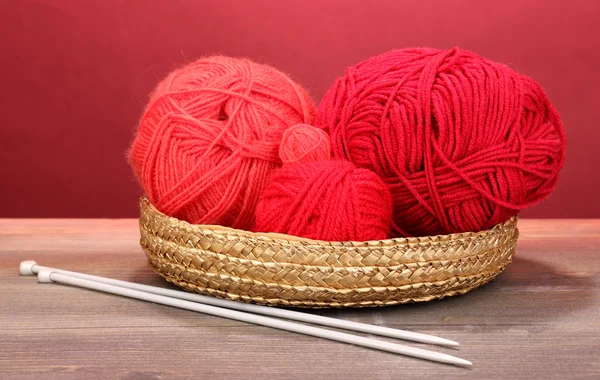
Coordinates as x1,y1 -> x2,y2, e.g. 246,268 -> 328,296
442,339 -> 460,347
452,357 -> 473,367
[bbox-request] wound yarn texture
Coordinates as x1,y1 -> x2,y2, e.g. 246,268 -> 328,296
279,124 -> 331,164
129,56 -> 316,229
316,48 -> 566,237
253,160 -> 392,241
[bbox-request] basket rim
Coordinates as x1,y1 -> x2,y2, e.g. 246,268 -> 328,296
140,197 -> 518,246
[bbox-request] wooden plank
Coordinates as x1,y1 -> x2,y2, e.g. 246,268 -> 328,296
0,219 -> 598,379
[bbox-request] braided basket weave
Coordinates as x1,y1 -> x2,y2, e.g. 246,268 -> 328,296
139,197 -> 518,308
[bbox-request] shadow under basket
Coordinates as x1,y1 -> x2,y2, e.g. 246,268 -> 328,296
139,197 -> 519,308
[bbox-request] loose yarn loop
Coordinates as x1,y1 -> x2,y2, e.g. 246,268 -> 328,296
254,160 -> 392,241
129,56 -> 316,229
279,124 -> 331,164
316,48 -> 565,237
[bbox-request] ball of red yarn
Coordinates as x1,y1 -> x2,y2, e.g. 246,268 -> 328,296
254,160 -> 392,241
279,124 -> 331,164
316,48 -> 566,237
129,56 -> 315,229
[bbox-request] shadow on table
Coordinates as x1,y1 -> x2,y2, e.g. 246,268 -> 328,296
309,255 -> 596,328
129,254 -> 596,331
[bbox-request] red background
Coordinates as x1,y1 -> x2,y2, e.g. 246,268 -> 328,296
1,0 -> 598,218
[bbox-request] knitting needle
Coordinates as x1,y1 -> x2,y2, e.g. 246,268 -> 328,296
32,269 -> 471,367
19,261 -> 458,347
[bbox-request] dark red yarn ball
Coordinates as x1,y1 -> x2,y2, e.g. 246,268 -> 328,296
253,160 -> 392,241
316,48 -> 566,237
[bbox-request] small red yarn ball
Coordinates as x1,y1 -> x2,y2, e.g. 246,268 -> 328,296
279,124 -> 331,164
253,160 -> 392,241
128,56 -> 315,229
316,48 -> 566,237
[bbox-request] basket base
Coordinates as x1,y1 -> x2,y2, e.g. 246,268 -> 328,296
145,253 -> 512,308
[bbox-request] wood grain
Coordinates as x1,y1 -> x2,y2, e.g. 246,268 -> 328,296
0,219 -> 598,379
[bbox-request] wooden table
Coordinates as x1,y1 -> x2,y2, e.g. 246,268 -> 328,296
1,219 -> 598,379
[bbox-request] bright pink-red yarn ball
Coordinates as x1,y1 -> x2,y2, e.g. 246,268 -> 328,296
254,160 -> 392,241
129,56 -> 315,229
316,48 -> 566,237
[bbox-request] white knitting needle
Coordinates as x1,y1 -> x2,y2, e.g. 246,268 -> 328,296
31,268 -> 471,367
19,261 -> 458,347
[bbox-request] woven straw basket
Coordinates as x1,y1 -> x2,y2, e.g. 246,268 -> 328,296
139,197 -> 519,308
